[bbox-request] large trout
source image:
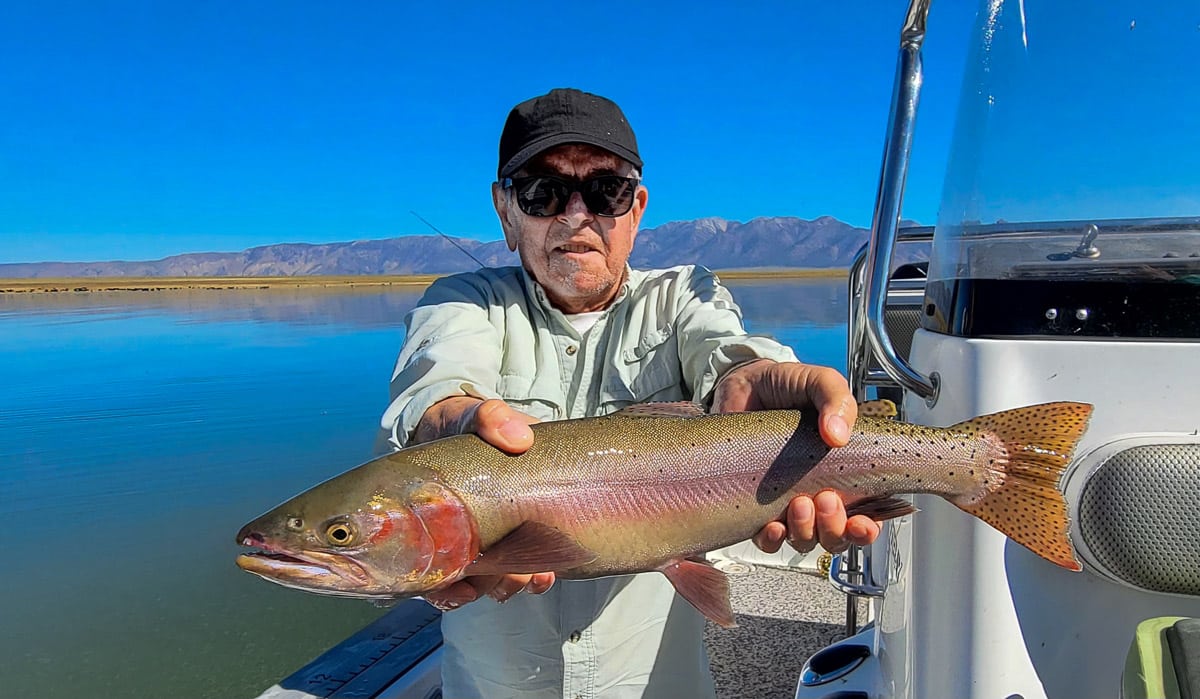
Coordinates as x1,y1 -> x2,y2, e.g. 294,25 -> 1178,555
236,401 -> 1091,627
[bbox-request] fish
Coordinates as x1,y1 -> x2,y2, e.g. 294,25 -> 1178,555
236,400 -> 1092,628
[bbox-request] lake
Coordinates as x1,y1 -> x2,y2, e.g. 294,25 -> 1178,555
0,276 -> 850,699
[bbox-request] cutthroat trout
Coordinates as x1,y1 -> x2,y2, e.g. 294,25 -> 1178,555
236,401 -> 1091,627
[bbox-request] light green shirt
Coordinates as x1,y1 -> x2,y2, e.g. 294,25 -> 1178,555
380,264 -> 797,699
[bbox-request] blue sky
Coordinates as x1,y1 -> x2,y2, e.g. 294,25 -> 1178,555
3,1 -> 1196,264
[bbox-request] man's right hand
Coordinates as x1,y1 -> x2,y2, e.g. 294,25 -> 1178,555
414,396 -> 538,453
415,397 -> 554,610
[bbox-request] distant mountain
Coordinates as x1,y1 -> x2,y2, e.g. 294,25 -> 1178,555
0,216 -> 925,278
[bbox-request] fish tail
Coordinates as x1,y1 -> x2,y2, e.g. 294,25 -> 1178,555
950,401 -> 1093,571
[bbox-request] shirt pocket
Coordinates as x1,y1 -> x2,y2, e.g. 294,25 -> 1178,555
497,373 -> 562,422
606,324 -> 685,406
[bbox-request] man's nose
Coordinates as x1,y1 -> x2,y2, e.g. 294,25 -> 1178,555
558,191 -> 594,226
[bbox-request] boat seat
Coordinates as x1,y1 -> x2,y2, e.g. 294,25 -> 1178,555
1122,617 -> 1200,699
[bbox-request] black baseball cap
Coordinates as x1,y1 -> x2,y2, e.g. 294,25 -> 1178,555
497,88 -> 642,179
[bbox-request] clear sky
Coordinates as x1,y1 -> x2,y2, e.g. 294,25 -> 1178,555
3,1 -> 1196,264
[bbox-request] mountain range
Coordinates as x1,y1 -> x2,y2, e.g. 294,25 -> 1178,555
1,216 -> 922,278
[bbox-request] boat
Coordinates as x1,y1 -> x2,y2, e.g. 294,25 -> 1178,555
255,1 -> 1200,697
799,0 -> 1200,697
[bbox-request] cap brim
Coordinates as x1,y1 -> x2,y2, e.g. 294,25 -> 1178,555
499,132 -> 643,179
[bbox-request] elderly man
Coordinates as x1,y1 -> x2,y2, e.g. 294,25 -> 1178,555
380,87 -> 879,699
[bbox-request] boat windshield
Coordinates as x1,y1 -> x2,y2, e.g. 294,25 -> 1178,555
927,1 -> 1200,288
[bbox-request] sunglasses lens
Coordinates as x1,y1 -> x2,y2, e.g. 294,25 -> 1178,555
514,177 -> 569,217
511,176 -> 638,217
582,176 -> 637,217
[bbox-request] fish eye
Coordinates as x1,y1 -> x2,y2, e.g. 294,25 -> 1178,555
286,517 -> 304,532
324,521 -> 356,547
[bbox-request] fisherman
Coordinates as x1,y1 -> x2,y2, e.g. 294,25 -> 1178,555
380,87 -> 881,699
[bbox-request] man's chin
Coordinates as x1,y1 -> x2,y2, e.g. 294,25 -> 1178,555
542,274 -> 620,312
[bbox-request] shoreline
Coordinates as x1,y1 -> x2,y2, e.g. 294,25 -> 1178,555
0,268 -> 848,294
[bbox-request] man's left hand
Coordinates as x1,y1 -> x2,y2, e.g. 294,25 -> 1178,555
711,359 -> 881,554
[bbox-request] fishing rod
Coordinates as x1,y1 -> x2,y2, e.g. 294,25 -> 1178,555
409,211 -> 487,268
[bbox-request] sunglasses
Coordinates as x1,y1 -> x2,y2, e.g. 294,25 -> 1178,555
502,175 -> 640,218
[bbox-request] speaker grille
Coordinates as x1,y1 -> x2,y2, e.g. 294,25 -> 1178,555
1078,444 -> 1200,594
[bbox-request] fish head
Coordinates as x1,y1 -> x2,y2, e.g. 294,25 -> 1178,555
235,461 -> 479,600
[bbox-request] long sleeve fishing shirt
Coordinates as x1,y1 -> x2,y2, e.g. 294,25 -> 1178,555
380,263 -> 798,699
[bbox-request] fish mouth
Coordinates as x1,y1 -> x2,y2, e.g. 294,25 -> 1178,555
237,538 -> 376,593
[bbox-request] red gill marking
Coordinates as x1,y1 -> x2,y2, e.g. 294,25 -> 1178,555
368,514 -> 396,543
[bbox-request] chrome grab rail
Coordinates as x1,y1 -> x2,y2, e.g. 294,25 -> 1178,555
837,0 -> 935,634
847,226 -> 933,399
829,546 -> 886,599
855,0 -> 938,403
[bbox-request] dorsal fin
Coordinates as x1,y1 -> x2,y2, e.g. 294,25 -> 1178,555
615,401 -> 708,419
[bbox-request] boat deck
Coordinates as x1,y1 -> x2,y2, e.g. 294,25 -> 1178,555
259,565 -> 859,699
708,565 -> 865,698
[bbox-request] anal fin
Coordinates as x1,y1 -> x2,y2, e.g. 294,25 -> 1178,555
846,495 -> 918,521
468,522 -> 597,575
658,557 -> 736,629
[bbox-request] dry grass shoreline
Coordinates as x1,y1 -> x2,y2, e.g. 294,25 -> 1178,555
0,268 -> 847,294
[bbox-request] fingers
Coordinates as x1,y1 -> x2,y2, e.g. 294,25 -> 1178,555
711,359 -> 772,413
470,399 -> 537,454
845,514 -> 881,547
767,492 -> 883,556
784,495 -> 817,553
423,580 -> 481,612
813,490 -> 851,553
525,572 -> 557,595
752,520 -> 788,554
423,573 -> 556,612
807,367 -> 856,448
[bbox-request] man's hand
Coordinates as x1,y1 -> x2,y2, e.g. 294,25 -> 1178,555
712,359 -> 881,554
415,397 -> 555,610
414,396 -> 537,453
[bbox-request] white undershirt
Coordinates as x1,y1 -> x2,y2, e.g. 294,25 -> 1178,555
566,311 -> 603,335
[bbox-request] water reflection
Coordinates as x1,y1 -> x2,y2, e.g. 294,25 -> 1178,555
0,277 -> 847,699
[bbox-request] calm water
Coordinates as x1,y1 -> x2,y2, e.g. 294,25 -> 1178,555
0,277 -> 850,699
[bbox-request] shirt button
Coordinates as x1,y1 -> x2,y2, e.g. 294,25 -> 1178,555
565,345 -> 577,356
568,630 -> 582,643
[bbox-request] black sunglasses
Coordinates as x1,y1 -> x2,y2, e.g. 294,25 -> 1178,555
502,175 -> 640,218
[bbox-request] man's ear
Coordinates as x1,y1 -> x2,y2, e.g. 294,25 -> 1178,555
492,182 -> 518,251
628,185 -> 649,245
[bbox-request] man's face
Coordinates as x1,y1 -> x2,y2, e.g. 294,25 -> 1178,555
492,144 -> 648,314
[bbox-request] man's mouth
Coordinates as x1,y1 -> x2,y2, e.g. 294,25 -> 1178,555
554,241 -> 600,255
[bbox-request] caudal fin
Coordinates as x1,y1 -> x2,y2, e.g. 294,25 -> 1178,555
951,402 -> 1093,572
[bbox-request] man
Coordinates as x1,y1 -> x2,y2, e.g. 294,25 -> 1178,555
380,87 -> 880,699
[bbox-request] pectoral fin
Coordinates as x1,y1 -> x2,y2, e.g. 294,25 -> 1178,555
468,521 -> 597,575
658,557 -> 737,628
